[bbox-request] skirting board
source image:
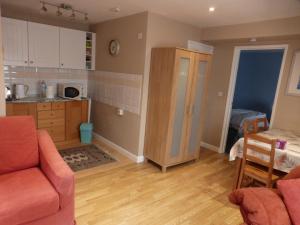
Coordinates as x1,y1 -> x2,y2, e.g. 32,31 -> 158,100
93,132 -> 144,163
200,142 -> 220,153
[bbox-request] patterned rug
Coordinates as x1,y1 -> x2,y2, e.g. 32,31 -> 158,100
59,145 -> 116,172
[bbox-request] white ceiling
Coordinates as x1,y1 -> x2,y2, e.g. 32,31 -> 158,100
1,0 -> 300,28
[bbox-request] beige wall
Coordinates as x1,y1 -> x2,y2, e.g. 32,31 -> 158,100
91,12 -> 148,74
0,9 -> 5,116
1,4 -> 90,31
89,11 -> 203,156
90,12 -> 148,155
138,12 -> 203,155
202,16 -> 300,41
202,39 -> 300,147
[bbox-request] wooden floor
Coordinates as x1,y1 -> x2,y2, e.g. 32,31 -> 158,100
75,141 -> 243,225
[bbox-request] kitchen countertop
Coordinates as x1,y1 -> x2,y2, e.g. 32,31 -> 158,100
6,96 -> 89,103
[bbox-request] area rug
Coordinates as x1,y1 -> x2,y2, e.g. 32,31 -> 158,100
59,144 -> 116,172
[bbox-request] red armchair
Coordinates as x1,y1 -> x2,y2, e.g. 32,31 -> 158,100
0,116 -> 75,225
229,166 -> 300,225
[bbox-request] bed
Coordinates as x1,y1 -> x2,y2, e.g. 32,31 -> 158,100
225,109 -> 268,153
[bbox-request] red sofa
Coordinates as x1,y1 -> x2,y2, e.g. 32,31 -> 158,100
0,116 -> 75,225
229,166 -> 300,225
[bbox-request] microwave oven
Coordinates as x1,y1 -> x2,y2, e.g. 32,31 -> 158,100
58,83 -> 84,100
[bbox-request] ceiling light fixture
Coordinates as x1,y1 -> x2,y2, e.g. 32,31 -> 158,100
84,13 -> 89,21
70,10 -> 76,19
39,1 -> 88,22
41,2 -> 47,12
56,7 -> 62,16
209,7 -> 215,12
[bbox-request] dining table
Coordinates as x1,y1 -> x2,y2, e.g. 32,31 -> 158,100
229,128 -> 300,190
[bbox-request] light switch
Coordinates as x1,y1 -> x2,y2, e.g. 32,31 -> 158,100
137,32 -> 143,40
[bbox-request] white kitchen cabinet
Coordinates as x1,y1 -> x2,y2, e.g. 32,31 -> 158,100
2,17 -> 29,66
60,28 -> 86,70
28,22 -> 60,68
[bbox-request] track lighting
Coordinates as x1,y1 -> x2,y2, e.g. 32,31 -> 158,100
56,7 -> 62,16
41,2 -> 47,12
70,10 -> 76,19
39,1 -> 88,22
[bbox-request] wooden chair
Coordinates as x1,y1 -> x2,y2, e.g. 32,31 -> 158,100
243,117 -> 269,135
237,133 -> 278,188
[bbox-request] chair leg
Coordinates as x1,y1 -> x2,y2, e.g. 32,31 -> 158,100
237,172 -> 244,189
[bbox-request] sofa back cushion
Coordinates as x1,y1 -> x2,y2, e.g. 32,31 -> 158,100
277,179 -> 300,225
0,116 -> 39,175
229,188 -> 291,225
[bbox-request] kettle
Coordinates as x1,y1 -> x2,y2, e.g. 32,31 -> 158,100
15,84 -> 29,99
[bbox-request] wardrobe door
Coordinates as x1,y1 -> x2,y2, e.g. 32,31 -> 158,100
185,54 -> 211,160
166,50 -> 195,164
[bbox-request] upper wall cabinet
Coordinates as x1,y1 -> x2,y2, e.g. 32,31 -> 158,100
60,28 -> 86,70
28,22 -> 60,68
2,18 -> 29,66
1,17 -> 96,70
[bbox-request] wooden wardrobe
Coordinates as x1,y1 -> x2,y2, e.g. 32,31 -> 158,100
144,47 -> 212,172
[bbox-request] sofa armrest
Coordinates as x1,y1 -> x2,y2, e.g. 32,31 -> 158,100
282,166 -> 300,180
38,130 -> 74,208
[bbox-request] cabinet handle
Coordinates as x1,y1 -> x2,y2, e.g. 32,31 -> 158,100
24,60 -> 28,64
30,61 -> 34,64
61,63 -> 64,67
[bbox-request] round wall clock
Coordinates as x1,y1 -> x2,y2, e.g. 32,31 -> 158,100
109,39 -> 120,56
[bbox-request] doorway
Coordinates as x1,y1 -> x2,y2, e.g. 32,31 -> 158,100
220,45 -> 288,154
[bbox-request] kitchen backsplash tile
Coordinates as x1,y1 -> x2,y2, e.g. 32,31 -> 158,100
4,66 -> 88,96
88,71 -> 142,115
4,66 -> 143,115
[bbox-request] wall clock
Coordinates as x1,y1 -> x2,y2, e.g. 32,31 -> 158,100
109,39 -> 120,56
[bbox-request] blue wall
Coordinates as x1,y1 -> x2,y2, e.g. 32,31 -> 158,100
232,49 -> 284,120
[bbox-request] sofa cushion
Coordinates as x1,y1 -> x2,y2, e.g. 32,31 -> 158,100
229,188 -> 291,225
0,168 -> 59,225
277,179 -> 300,225
0,116 -> 39,175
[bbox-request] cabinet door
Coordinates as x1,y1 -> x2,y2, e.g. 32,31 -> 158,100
60,28 -> 86,70
6,103 -> 37,124
185,54 -> 212,160
167,50 -> 195,164
2,17 -> 28,66
28,22 -> 59,68
65,100 -> 88,141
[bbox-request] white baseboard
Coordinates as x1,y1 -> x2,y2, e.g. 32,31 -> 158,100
93,132 -> 144,163
200,142 -> 220,153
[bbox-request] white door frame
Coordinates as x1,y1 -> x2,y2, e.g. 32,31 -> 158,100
219,44 -> 288,153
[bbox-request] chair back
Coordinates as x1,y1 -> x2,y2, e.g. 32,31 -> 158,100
0,116 -> 39,175
243,133 -> 277,184
243,117 -> 269,135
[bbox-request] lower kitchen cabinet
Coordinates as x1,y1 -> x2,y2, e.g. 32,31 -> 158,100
66,100 -> 88,141
6,100 -> 88,145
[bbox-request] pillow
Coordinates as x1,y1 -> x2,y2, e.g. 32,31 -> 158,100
229,188 -> 291,225
277,179 -> 300,225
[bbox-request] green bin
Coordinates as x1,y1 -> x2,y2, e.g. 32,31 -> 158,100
80,123 -> 93,144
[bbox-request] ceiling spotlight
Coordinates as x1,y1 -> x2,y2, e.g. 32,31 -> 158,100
56,7 -> 62,16
209,7 -> 215,12
41,2 -> 47,12
110,7 -> 121,13
84,13 -> 88,21
70,10 -> 76,19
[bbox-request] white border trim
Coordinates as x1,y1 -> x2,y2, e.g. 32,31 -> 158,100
219,44 -> 288,153
93,132 -> 144,163
200,142 -> 220,152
